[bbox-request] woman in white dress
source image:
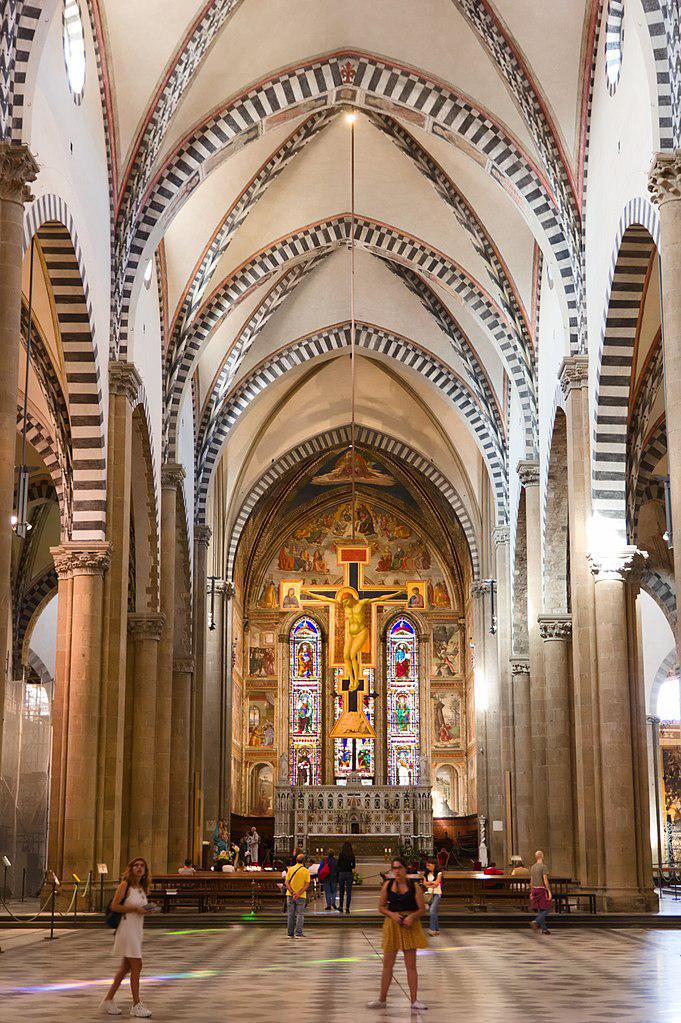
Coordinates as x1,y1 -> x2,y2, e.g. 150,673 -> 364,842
101,857 -> 154,1018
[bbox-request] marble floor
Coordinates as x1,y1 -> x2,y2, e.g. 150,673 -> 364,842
1,924 -> 681,1023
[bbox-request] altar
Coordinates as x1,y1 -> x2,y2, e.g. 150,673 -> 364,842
275,782 -> 433,856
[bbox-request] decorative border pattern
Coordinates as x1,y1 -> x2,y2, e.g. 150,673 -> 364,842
591,198 -> 659,542
223,424 -> 480,581
643,0 -> 681,149
24,193 -> 106,540
605,0 -> 625,95
194,321 -> 509,526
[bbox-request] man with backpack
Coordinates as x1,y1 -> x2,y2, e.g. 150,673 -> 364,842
318,848 -> 338,910
285,853 -> 311,938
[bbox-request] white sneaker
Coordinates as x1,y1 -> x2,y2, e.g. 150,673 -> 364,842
100,1001 -> 122,1015
411,1000 -> 428,1011
427,929 -> 439,936
367,1000 -> 387,1009
130,1005 -> 152,1019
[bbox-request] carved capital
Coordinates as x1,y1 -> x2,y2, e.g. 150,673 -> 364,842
509,657 -> 530,676
173,656 -> 195,674
648,149 -> 681,205
50,541 -> 111,579
492,525 -> 510,547
161,462 -> 186,489
516,459 -> 540,488
108,360 -> 142,404
646,715 -> 660,726
538,614 -> 572,641
0,143 -> 39,203
559,355 -> 589,398
195,524 -> 212,548
588,546 -> 647,583
127,612 -> 165,641
470,580 -> 491,599
224,580 -> 236,601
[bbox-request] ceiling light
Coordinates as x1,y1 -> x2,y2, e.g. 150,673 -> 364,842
345,111 -> 357,125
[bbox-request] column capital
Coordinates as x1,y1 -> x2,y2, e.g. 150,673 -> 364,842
492,525 -> 510,547
538,614 -> 572,641
470,580 -> 491,599
559,355 -> 589,398
173,656 -> 195,674
646,715 -> 660,726
161,462 -> 186,489
224,580 -> 236,600
516,459 -> 540,488
108,360 -> 142,404
195,524 -> 212,548
587,546 -> 648,583
127,611 -> 165,641
50,541 -> 111,579
509,656 -> 530,675
0,142 -> 39,203
648,149 -> 681,205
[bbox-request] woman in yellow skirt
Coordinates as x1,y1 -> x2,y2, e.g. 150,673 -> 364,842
367,857 -> 428,1012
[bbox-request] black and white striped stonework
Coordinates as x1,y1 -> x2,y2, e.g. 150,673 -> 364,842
641,567 -> 676,622
13,565 -> 58,672
644,0 -> 681,149
222,425 -> 481,583
16,405 -> 67,537
112,54 -> 576,362
627,341 -> 664,529
194,322 -> 509,527
605,0 -> 625,95
592,199 -> 659,543
23,194 -> 107,541
166,215 -> 526,465
633,415 -> 667,532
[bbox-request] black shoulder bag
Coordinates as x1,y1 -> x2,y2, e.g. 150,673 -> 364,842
105,883 -> 130,930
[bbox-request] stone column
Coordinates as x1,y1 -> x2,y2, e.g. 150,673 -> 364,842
50,542 -> 111,879
220,582 -> 236,826
517,460 -> 549,853
168,656 -> 194,868
493,525 -> 513,865
471,580 -> 503,863
98,361 -> 141,875
538,614 -> 575,877
560,356 -> 603,888
152,463 -> 185,872
0,144 -> 38,776
510,658 -> 532,860
649,152 -> 681,656
191,524 -> 211,860
203,578 -> 225,837
588,548 -> 656,909
126,612 -> 164,864
646,715 -> 664,871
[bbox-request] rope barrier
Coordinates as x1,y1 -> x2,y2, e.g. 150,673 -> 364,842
0,871 -> 93,924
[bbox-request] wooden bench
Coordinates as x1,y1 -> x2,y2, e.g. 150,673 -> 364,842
150,872 -> 284,913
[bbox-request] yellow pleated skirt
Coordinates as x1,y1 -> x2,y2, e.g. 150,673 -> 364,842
381,916 -> 428,953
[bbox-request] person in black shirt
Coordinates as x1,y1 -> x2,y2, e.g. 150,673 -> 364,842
368,857 -> 428,1012
336,841 -> 355,913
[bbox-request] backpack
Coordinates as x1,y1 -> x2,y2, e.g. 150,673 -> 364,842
105,883 -> 129,930
318,859 -> 330,882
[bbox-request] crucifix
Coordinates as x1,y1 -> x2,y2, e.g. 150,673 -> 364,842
301,542 -> 407,739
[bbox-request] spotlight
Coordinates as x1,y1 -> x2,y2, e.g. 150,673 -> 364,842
345,111 -> 357,125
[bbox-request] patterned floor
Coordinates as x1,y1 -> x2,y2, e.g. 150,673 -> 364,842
1,924 -> 681,1022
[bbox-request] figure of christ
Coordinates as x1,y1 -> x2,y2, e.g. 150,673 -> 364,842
300,584 -> 403,693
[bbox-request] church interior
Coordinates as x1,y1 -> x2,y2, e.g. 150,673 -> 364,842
1,0 -> 681,1019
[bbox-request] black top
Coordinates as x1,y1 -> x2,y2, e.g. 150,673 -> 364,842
386,878 -> 418,913
337,852 -> 355,872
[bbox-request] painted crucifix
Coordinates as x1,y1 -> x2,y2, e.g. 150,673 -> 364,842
300,542 -> 407,739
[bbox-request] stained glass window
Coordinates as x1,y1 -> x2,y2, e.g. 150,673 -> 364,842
387,616 -> 419,784
333,668 -> 375,783
289,616 -> 322,785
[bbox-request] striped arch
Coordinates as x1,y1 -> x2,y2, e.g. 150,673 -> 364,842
17,405 -> 69,536
223,426 -> 481,582
649,647 -> 679,715
634,416 -> 667,533
168,215 -> 533,460
114,52 -> 578,360
13,565 -> 58,672
195,321 -> 509,525
641,569 -> 677,626
591,198 -> 659,543
627,339 -> 664,530
23,194 -> 106,540
194,251 -> 506,471
643,0 -> 681,149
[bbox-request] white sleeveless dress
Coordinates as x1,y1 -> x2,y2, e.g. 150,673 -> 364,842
113,886 -> 147,959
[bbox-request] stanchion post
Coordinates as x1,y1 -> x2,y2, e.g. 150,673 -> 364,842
73,882 -> 79,922
21,866 -> 26,903
100,872 -> 104,912
46,879 -> 57,941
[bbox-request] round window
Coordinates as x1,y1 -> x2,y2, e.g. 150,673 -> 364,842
605,0 -> 624,95
63,0 -> 86,103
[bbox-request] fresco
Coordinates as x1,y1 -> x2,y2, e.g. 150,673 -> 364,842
431,690 -> 462,747
431,623 -> 460,677
251,763 -> 274,815
261,497 -> 451,603
247,691 -> 276,747
248,628 -> 276,677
